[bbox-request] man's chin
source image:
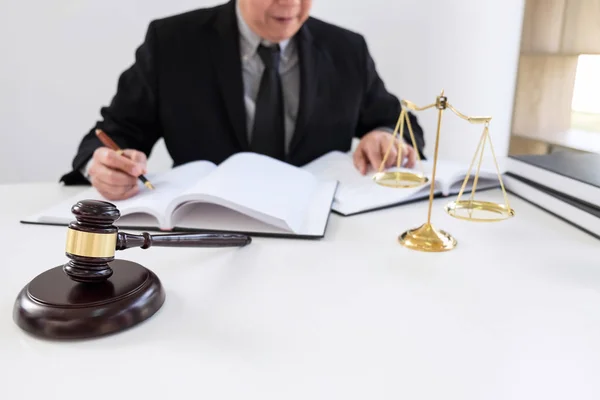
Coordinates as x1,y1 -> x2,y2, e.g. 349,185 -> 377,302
272,32 -> 298,42
266,24 -> 302,42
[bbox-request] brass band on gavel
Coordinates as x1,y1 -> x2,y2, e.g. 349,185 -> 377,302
65,228 -> 117,258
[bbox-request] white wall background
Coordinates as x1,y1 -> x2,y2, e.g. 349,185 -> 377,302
0,0 -> 525,184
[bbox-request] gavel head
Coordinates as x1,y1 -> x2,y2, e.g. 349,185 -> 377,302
63,200 -> 121,283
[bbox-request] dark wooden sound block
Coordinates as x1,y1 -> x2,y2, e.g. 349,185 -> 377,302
13,259 -> 165,340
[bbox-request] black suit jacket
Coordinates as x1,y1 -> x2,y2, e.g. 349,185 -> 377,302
60,0 -> 425,185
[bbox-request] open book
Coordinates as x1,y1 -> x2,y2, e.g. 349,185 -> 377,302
303,151 -> 502,216
22,153 -> 338,239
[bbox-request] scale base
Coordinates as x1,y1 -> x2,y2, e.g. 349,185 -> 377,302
13,259 -> 165,340
398,223 -> 457,252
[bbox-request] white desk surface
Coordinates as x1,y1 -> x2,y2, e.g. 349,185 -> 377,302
1,183 -> 600,399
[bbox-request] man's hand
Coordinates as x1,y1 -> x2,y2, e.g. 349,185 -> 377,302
353,130 -> 417,175
87,147 -> 148,200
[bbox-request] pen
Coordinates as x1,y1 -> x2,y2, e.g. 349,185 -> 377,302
95,129 -> 155,190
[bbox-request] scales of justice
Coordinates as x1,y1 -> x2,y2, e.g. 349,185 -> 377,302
372,90 -> 515,252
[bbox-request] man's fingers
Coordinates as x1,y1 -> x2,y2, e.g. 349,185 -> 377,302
405,145 -> 417,168
353,147 -> 368,175
91,176 -> 139,201
95,147 -> 143,177
364,141 -> 383,173
354,132 -> 419,174
122,149 -> 148,172
91,163 -> 138,187
381,139 -> 399,168
88,149 -> 142,201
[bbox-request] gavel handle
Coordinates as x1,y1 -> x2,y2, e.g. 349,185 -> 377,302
116,232 -> 252,250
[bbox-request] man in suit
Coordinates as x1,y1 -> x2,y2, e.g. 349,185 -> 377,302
60,0 -> 425,200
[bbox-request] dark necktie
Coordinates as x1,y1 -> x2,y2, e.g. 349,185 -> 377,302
250,44 -> 285,160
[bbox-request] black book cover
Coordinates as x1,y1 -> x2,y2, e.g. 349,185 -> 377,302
506,172 -> 600,217
510,152 -> 600,189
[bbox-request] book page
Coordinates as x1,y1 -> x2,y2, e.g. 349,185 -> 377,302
446,176 -> 500,197
167,153 -> 322,233
169,179 -> 337,237
302,151 -> 435,215
432,159 -> 502,196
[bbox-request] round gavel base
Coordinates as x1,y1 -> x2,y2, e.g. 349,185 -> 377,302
13,260 -> 165,340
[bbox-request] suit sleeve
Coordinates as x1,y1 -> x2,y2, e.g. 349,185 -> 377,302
354,36 -> 426,159
60,22 -> 163,185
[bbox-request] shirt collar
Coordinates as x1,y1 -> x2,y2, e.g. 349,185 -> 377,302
235,0 -> 290,60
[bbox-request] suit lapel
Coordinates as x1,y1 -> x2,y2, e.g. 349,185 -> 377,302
289,23 -> 319,155
209,1 -> 248,150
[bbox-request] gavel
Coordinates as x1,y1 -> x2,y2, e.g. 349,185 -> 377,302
63,199 -> 252,283
13,199 -> 252,340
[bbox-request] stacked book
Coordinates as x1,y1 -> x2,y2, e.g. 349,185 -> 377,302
503,151 -> 600,239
